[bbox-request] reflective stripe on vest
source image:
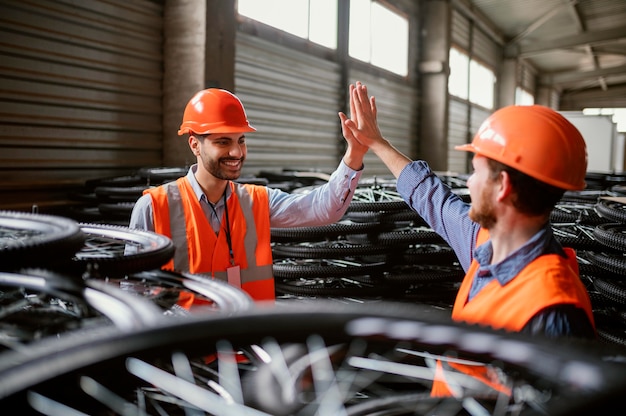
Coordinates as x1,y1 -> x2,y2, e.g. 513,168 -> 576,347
151,179 -> 273,285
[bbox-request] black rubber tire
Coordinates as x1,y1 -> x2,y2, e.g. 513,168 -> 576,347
0,211 -> 86,270
595,199 -> 626,223
0,302 -> 623,415
119,269 -> 254,315
273,258 -> 386,278
84,174 -> 145,190
272,239 -> 394,258
0,269 -> 160,351
586,250 -> 626,275
275,275 -> 388,297
550,202 -> 606,225
593,276 -> 626,305
52,223 -> 175,278
551,224 -> 604,251
348,225 -> 446,245
93,185 -> 151,203
137,166 -> 187,184
592,222 -> 626,251
382,264 -> 464,284
401,243 -> 459,265
270,220 -> 385,243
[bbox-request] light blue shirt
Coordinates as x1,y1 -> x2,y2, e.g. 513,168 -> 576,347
129,160 -> 363,234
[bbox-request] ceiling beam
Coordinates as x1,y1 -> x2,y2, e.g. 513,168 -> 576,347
506,27 -> 626,57
540,64 -> 626,85
507,0 -> 578,45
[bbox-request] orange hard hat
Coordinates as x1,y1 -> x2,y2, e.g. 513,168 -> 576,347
455,105 -> 587,190
177,88 -> 256,135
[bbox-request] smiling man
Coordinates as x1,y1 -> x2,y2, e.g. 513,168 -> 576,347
129,88 -> 366,302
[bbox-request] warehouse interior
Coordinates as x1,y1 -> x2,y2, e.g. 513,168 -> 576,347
1,0 -> 625,213
1,0 -> 626,414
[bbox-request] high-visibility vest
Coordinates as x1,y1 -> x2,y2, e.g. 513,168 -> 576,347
431,228 -> 595,398
452,228 -> 595,331
145,178 -> 275,302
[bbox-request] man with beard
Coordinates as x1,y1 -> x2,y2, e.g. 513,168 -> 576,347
339,81 -> 596,398
130,88 -> 366,303
339,82 -> 595,340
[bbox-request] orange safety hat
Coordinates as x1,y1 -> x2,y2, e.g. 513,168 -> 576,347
178,88 -> 256,135
455,105 -> 587,190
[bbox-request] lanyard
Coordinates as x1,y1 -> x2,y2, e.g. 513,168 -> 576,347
208,184 -> 235,266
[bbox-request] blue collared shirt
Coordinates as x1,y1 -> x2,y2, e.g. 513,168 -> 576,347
395,160 -> 593,338
470,227 -> 564,301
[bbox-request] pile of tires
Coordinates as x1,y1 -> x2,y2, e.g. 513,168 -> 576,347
0,211 -> 253,354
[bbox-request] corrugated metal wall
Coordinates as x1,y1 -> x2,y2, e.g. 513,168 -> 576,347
235,33 -> 417,179
0,0 -> 163,211
349,70 -> 417,178
234,33 -> 343,176
447,99 -> 470,173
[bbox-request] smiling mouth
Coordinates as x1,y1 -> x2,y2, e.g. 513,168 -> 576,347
222,159 -> 242,168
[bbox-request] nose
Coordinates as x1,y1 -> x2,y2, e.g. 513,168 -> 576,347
229,142 -> 245,158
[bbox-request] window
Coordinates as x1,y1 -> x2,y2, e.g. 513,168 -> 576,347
448,47 -> 469,99
349,0 -> 409,76
469,60 -> 495,109
238,0 -> 409,77
237,0 -> 338,49
448,47 -> 495,109
515,87 -> 534,105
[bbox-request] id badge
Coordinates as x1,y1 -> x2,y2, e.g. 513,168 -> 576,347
227,265 -> 241,288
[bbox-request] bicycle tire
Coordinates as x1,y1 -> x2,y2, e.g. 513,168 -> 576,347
272,239 -> 394,258
118,269 -> 254,315
348,225 -> 445,245
275,275 -> 387,297
0,301 -> 624,415
0,211 -> 86,270
592,222 -> 626,251
586,250 -> 626,275
52,223 -> 175,278
0,268 -> 161,352
273,258 -> 386,278
270,220 -> 385,243
595,199 -> 626,223
593,276 -> 626,305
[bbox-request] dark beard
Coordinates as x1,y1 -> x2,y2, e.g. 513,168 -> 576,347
205,157 -> 244,180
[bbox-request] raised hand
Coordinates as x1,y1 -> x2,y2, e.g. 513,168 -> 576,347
339,82 -> 384,149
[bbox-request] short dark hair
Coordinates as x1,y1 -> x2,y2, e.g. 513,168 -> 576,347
486,158 -> 564,217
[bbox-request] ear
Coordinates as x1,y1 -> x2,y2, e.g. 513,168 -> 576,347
189,135 -> 200,156
496,170 -> 513,202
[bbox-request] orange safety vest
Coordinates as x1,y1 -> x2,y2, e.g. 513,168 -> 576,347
144,178 -> 275,302
451,228 -> 594,331
431,228 -> 595,398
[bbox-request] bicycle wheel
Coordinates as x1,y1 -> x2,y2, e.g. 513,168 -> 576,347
0,211 -> 86,270
106,269 -> 254,316
53,223 -> 175,278
0,301 -> 623,416
0,268 -> 161,353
